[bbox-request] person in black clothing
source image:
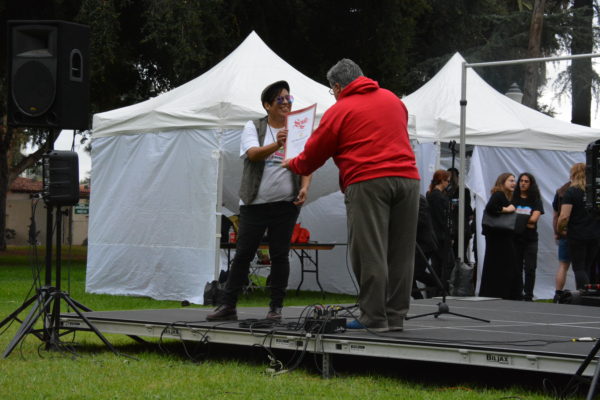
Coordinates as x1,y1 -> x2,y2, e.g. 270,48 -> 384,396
412,195 -> 439,299
479,173 -> 520,299
552,181 -> 571,301
447,167 -> 474,262
512,173 -> 544,301
426,169 -> 452,289
557,163 -> 600,289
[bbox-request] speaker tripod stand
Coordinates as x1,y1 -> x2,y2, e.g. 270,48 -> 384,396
407,244 -> 489,323
0,201 -> 121,358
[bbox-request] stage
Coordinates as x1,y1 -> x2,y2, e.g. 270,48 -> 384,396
60,298 -> 600,378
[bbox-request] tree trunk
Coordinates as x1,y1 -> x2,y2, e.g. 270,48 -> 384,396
522,0 -> 546,109
0,125 -> 50,251
570,0 -> 593,126
0,126 -> 13,251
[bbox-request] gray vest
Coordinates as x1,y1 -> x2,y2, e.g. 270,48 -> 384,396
239,116 -> 300,205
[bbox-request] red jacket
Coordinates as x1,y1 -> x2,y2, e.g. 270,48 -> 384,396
288,76 -> 419,191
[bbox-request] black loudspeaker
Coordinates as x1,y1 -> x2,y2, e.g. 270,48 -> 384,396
42,151 -> 79,206
7,20 -> 90,130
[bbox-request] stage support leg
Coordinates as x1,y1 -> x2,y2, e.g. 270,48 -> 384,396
321,353 -> 333,379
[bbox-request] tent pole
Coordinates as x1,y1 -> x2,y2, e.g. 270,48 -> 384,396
214,134 -> 225,281
465,52 -> 599,68
458,62 -> 467,264
458,52 -> 599,285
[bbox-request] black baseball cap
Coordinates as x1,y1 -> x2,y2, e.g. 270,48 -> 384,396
261,80 -> 290,106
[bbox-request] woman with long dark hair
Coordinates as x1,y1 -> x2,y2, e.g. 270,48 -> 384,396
557,163 -> 600,289
426,169 -> 451,289
479,173 -> 520,299
513,173 -> 544,301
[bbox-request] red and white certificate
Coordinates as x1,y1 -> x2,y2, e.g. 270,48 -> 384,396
284,103 -> 316,160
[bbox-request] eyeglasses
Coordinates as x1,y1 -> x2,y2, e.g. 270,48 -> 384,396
329,87 -> 334,95
275,95 -> 294,104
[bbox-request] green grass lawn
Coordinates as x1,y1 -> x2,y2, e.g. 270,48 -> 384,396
0,246 -> 571,399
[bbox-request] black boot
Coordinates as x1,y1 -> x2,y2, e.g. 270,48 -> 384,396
206,304 -> 238,321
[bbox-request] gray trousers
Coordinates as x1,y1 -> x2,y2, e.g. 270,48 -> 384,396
345,176 -> 420,329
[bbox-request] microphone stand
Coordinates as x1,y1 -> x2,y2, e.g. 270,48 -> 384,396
449,140 -> 457,170
407,243 -> 489,323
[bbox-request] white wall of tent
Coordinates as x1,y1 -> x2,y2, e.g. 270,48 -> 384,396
86,32 -> 600,303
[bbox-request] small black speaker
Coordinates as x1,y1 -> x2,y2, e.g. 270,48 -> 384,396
7,20 -> 90,130
43,150 -> 79,206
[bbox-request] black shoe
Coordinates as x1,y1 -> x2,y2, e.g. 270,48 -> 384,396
266,306 -> 282,320
206,304 -> 237,321
553,290 -> 564,303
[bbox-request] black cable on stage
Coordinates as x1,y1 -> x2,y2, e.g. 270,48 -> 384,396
254,303 -> 356,376
247,306 -> 318,374
238,319 -> 280,329
230,304 -> 332,375
157,320 -> 232,363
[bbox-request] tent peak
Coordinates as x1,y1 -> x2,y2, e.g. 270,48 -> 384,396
449,52 -> 466,63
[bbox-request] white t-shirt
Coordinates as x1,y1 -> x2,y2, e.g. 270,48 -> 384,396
239,120 -> 295,205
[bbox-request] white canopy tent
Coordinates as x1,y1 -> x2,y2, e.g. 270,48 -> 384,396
86,32 -> 339,303
403,53 -> 600,298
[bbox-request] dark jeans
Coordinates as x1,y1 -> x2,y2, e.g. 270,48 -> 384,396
514,239 -> 538,300
568,238 -> 600,289
222,201 -> 299,308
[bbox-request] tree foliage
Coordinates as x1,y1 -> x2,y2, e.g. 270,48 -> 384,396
0,0 -> 598,249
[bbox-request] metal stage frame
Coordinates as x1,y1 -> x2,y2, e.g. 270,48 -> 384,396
60,298 -> 599,378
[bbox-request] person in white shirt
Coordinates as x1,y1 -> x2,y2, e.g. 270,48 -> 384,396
207,81 -> 311,322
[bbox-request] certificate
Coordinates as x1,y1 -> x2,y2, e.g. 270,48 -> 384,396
284,103 -> 316,160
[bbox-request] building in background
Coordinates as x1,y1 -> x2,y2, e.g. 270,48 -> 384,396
6,177 -> 89,246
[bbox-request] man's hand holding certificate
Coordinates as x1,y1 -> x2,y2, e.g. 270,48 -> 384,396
284,104 -> 316,160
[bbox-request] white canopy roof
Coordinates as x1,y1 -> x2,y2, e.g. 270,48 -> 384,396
404,52 -> 600,152
92,31 -> 335,137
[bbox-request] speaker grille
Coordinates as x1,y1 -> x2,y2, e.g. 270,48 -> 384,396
7,20 -> 89,129
12,61 -> 56,116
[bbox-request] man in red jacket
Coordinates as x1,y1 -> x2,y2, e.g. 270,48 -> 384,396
283,59 -> 420,332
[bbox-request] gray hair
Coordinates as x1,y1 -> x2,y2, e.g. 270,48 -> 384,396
326,59 -> 363,88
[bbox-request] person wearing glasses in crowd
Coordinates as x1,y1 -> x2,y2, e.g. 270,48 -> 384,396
207,81 -> 312,322
283,59 -> 420,332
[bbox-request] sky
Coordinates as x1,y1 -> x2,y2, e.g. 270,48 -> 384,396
538,58 -> 600,129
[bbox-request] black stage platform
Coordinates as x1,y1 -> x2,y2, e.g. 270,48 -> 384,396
60,298 -> 600,378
